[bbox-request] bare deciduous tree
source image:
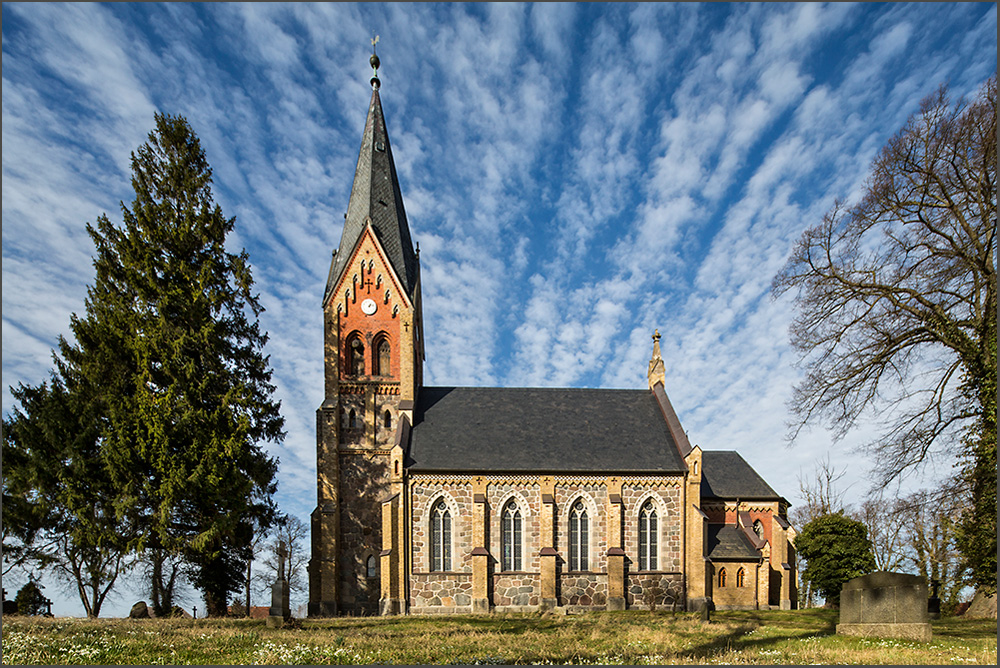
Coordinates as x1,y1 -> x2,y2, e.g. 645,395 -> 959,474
856,496 -> 909,572
789,454 -> 851,528
773,76 -> 996,485
773,76 -> 996,590
257,515 -> 308,599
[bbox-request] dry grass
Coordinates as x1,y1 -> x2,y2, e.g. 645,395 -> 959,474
1,608 -> 995,664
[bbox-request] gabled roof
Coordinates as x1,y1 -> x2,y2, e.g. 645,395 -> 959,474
325,87 -> 417,304
707,524 -> 762,561
700,451 -> 781,500
406,387 -> 688,474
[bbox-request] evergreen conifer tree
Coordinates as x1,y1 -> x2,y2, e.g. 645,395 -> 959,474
60,112 -> 284,616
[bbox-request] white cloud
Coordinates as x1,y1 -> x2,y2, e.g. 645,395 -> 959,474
3,2 -> 993,616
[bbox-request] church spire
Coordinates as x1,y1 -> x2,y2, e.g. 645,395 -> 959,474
325,45 -> 417,305
647,329 -> 666,390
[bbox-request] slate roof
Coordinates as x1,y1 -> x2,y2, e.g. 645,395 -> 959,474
325,87 -> 418,304
707,524 -> 762,561
407,387 -> 688,473
701,451 -> 782,500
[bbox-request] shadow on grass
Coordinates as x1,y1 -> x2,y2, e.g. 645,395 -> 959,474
930,616 -> 999,640
675,609 -> 838,661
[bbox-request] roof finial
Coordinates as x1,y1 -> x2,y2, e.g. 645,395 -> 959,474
370,34 -> 381,90
648,329 -> 665,390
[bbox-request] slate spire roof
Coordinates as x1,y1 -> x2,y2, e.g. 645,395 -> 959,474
325,76 -> 417,304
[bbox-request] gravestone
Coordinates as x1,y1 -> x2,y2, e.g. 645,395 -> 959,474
267,540 -> 291,628
927,579 -> 940,620
129,601 -> 151,619
837,571 -> 932,641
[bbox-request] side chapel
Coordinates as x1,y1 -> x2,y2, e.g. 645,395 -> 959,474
308,55 -> 797,617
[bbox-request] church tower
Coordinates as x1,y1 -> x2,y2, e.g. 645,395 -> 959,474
309,50 -> 423,616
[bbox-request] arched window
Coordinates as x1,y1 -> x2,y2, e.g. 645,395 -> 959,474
430,500 -> 452,572
367,555 -> 377,579
568,500 -> 589,571
639,500 -> 658,571
348,409 -> 357,429
736,567 -> 745,588
718,567 -> 727,588
502,500 -> 522,571
348,334 -> 365,375
383,410 -> 392,430
752,520 -> 764,538
374,336 -> 391,376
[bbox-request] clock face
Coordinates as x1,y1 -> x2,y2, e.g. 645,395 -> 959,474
361,298 -> 378,315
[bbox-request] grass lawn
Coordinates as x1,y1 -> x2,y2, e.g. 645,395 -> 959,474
2,608 -> 996,665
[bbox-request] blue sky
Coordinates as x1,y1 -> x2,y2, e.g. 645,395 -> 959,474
2,3 -> 996,615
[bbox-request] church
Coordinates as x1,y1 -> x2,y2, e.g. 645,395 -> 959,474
308,55 -> 798,617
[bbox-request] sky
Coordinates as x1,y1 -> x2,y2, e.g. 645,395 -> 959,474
2,2 -> 996,616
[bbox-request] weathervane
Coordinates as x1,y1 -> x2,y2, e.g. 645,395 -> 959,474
370,34 -> 381,89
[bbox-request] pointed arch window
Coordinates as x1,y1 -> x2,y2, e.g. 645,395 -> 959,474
752,520 -> 764,539
431,500 -> 452,572
347,334 -> 365,375
348,409 -> 358,429
367,555 -> 377,579
736,567 -> 745,588
638,500 -> 658,571
502,500 -> 522,571
718,567 -> 727,588
374,336 -> 391,376
568,500 -> 589,571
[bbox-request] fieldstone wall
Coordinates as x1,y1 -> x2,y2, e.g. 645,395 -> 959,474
410,572 -> 473,610
493,573 -> 540,608
410,480 -> 474,573
559,572 -> 607,607
621,482 -> 683,571
627,573 -> 684,610
489,482 -> 540,572
555,483 -> 607,570
338,453 -> 389,614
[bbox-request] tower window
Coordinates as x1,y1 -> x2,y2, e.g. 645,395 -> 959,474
383,410 -> 392,430
373,336 -> 391,376
502,500 -> 523,571
639,500 -> 658,571
347,334 -> 365,375
753,520 -> 764,538
431,500 -> 452,572
348,409 -> 357,429
568,500 -> 589,571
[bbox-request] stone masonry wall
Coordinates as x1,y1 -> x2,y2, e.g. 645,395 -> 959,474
627,573 -> 684,610
559,573 -> 607,607
621,482 -> 683,572
494,573 -> 540,607
410,480 -> 474,574
410,572 -> 474,609
338,453 -> 389,613
403,475 -> 687,613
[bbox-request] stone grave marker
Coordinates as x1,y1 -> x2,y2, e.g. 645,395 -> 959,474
836,571 -> 932,641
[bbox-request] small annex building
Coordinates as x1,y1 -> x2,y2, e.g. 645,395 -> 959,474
307,56 -> 797,617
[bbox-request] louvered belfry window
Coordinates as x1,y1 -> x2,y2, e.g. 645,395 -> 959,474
639,501 -> 658,571
431,500 -> 451,571
502,500 -> 522,571
569,500 -> 589,571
